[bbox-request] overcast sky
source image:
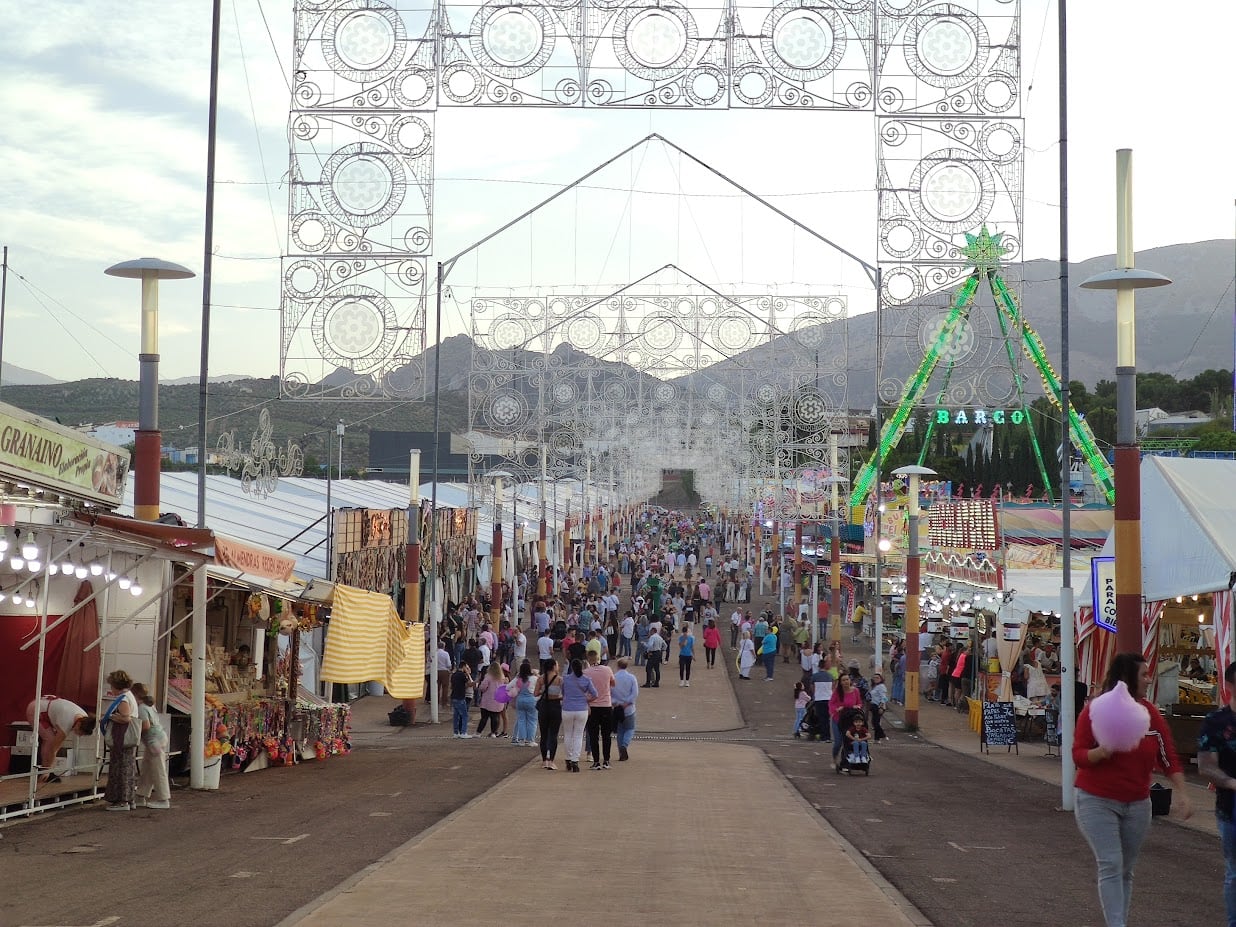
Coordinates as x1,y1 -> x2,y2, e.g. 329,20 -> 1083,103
0,1 -> 1232,384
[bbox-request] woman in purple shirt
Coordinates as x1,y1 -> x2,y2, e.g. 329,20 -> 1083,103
560,659 -> 598,773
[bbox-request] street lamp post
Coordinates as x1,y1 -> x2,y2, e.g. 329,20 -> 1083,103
486,470 -> 511,628
104,258 -> 195,522
1080,149 -> 1171,656
893,464 -> 936,731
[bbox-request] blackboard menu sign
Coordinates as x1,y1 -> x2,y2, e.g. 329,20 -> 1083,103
1045,709 -> 1060,746
982,701 -> 1018,749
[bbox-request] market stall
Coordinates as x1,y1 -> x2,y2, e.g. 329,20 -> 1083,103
1079,457 -> 1236,760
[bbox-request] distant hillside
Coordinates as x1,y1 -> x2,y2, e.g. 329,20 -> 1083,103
1,361 -> 61,386
0,377 -> 469,468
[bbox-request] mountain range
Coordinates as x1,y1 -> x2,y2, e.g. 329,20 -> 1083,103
0,240 -> 1229,452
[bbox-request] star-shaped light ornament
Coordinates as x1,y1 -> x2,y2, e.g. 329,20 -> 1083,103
959,226 -> 1008,275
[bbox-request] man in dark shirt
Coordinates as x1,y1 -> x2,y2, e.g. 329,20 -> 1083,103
1199,662 -> 1236,926
461,640 -> 482,704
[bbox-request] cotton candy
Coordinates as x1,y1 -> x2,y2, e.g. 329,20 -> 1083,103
1088,680 -> 1150,752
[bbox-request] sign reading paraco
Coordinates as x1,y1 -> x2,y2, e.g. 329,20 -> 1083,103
0,402 -> 130,507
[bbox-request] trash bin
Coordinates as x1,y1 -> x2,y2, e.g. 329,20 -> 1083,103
1150,782 -> 1172,816
202,757 -> 221,790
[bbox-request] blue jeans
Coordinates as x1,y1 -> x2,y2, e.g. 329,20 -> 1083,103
1074,789 -> 1152,927
451,698 -> 468,735
514,692 -> 537,742
792,706 -> 806,736
617,709 -> 636,750
1218,813 -> 1236,927
619,636 -> 632,657
763,652 -> 776,679
831,719 -> 843,760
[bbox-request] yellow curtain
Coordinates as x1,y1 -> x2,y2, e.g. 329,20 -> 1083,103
321,584 -> 407,683
385,622 -> 425,699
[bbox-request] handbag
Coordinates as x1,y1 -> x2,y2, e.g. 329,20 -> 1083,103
103,695 -> 142,749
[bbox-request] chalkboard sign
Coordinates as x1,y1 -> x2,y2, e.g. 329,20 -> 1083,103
981,701 -> 1018,752
1045,709 -> 1060,749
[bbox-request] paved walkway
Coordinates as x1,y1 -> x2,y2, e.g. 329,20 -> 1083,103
283,740 -> 926,927
285,640 -> 928,927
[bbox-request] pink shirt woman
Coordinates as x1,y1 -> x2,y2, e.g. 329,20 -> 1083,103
702,625 -> 721,649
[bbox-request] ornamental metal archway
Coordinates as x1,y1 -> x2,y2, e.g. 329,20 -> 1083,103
280,0 -> 1024,414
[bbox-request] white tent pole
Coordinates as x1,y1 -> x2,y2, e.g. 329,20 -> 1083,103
191,561 -> 207,789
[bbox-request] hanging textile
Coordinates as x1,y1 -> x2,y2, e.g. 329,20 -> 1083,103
995,618 -> 1027,702
1216,591 -> 1233,704
1076,601 -> 1166,694
320,584 -> 406,684
385,622 -> 425,699
57,580 -> 101,710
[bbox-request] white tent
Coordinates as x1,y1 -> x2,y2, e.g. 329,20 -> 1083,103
1077,456 -> 1236,695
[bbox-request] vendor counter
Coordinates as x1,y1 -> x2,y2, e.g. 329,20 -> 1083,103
166,681 -> 351,773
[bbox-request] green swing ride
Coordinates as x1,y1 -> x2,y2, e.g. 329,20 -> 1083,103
851,227 -> 1114,506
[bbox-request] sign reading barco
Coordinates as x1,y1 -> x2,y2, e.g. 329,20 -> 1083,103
0,402 -> 130,507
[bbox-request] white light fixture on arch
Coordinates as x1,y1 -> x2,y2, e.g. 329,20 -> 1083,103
27,557 -> 42,573
90,560 -> 104,576
21,532 -> 38,561
10,555 -> 24,571
130,581 -> 143,597
0,528 -> 9,555
117,575 -> 132,590
47,562 -> 59,576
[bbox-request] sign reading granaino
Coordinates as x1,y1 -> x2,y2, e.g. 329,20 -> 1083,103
215,536 -> 297,582
0,402 -> 130,507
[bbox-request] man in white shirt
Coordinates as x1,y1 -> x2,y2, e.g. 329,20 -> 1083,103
620,613 -> 635,657
537,630 -> 555,675
436,642 -> 453,706
730,608 -> 743,648
512,627 -> 527,665
643,626 -> 667,688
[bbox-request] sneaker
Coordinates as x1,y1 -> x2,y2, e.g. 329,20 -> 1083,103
679,680 -> 685,687
105,803 -> 130,812
458,733 -> 473,739
684,681 -> 689,687
146,800 -> 170,810
546,762 -> 557,771
590,762 -> 601,770
602,762 -> 611,770
488,733 -> 499,738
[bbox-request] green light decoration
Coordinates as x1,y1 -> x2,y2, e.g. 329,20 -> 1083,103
853,226 -> 1116,506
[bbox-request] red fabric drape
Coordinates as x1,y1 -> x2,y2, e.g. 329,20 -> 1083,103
56,580 -> 101,711
0,614 -> 70,734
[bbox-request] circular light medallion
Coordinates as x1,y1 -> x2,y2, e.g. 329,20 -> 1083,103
921,160 -> 981,222
626,9 -> 687,69
773,12 -> 833,69
333,155 -> 393,215
916,16 -> 977,76
483,9 -> 544,68
335,10 -> 397,70
326,298 -> 386,358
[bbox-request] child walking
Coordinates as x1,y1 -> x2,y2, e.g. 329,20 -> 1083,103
791,681 -> 810,738
868,672 -> 889,742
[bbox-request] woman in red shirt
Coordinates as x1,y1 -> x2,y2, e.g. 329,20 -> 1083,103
702,620 -> 722,668
829,673 -> 864,768
1073,653 -> 1192,927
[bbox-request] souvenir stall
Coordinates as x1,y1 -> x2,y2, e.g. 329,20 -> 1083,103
0,403 -> 220,820
162,560 -> 346,781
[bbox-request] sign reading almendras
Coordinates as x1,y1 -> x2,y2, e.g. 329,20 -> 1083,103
0,402 -> 130,507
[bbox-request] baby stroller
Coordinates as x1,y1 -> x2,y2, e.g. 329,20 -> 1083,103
834,706 -> 871,776
797,700 -> 830,741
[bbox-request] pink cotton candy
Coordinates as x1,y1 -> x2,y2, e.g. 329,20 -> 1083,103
1088,681 -> 1150,752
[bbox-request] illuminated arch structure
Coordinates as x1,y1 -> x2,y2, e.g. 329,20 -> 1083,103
281,0 -> 1025,420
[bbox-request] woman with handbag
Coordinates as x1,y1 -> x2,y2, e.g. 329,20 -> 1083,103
537,657 -> 564,770
476,662 -> 508,738
102,670 -> 140,811
560,658 -> 598,773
